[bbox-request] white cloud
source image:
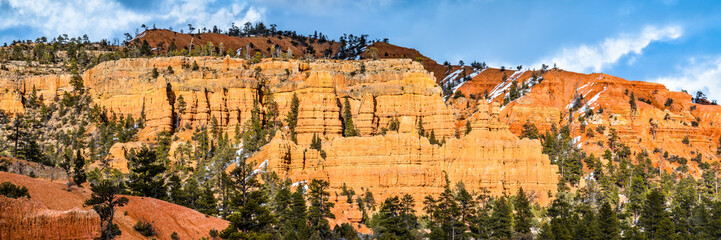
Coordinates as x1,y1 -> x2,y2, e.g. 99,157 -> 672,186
0,0 -> 264,41
535,25 -> 682,73
652,56 -> 721,102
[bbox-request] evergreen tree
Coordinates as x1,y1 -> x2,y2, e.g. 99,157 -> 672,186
73,150 -> 86,186
289,184 -> 310,239
521,121 -> 540,139
197,185 -> 218,216
333,223 -> 360,240
310,133 -> 322,151
428,129 -> 438,145
376,196 -> 414,239
546,197 -> 575,240
388,117 -> 400,131
221,156 -> 275,239
285,93 -> 300,143
639,188 -> 674,240
242,99 -> 271,155
598,201 -> 620,240
343,97 -> 356,137
514,187 -> 533,235
708,201 -> 721,238
465,120 -> 471,135
454,182 -> 476,239
424,175 -> 462,239
84,180 -> 129,240
274,180 -> 303,239
167,175 -> 187,205
574,205 -> 600,240
0,182 -> 31,198
491,196 -> 513,239
307,179 -> 335,239
127,146 -> 167,199
416,116 -> 425,137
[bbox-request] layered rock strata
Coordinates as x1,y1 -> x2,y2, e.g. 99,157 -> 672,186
247,100 -> 559,217
0,196 -> 101,240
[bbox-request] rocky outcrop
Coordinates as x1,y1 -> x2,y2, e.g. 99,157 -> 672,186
247,100 -> 559,220
451,68 -> 721,176
0,156 -> 68,181
0,196 -> 101,240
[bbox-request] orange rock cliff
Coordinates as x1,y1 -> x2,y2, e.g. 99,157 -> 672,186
449,67 -> 721,176
4,53 -> 721,225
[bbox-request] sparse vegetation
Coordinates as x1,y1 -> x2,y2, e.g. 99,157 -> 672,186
0,182 -> 30,199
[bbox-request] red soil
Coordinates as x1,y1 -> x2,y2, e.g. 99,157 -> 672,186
0,171 -> 228,240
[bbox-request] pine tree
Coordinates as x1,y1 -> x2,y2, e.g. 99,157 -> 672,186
289,184 -> 310,239
167,175 -> 187,205
73,150 -> 86,186
343,97 -> 356,137
491,196 -> 513,239
197,185 -> 218,215
629,92 -> 637,113
127,146 -> 167,199
220,157 -> 275,239
428,129 -> 438,145
285,93 -> 300,143
465,120 -> 471,135
640,188 -> 674,240
376,196 -> 414,239
310,133 -> 322,151
388,117 -> 400,131
84,180 -> 129,240
454,182 -> 476,239
708,201 -> 721,238
307,179 -> 334,239
242,100 -> 267,154
521,121 -> 540,139
0,182 -> 30,199
417,116 -> 425,137
424,175 -> 462,239
274,180 -> 297,238
574,206 -> 600,240
598,201 -> 620,240
514,187 -> 533,235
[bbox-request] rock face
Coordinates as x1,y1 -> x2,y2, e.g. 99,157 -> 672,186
79,57 -> 455,143
247,100 -> 559,218
451,68 -> 721,176
0,156 -> 68,181
0,196 -> 101,240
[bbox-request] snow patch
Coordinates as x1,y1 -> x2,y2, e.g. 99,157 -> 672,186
246,159 -> 269,181
291,180 -> 308,187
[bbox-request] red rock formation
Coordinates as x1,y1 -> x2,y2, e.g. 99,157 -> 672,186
0,171 -> 228,240
450,68 -> 721,176
0,196 -> 101,240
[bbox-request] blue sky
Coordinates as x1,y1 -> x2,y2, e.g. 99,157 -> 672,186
2,0 -> 721,100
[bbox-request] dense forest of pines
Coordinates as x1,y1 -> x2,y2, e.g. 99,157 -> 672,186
3,24 -> 721,240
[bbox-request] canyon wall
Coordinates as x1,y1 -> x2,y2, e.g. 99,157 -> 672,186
246,100 -> 559,219
80,57 -> 456,143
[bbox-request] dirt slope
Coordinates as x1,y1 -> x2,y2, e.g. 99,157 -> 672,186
0,171 -> 228,240
136,29 -> 341,59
